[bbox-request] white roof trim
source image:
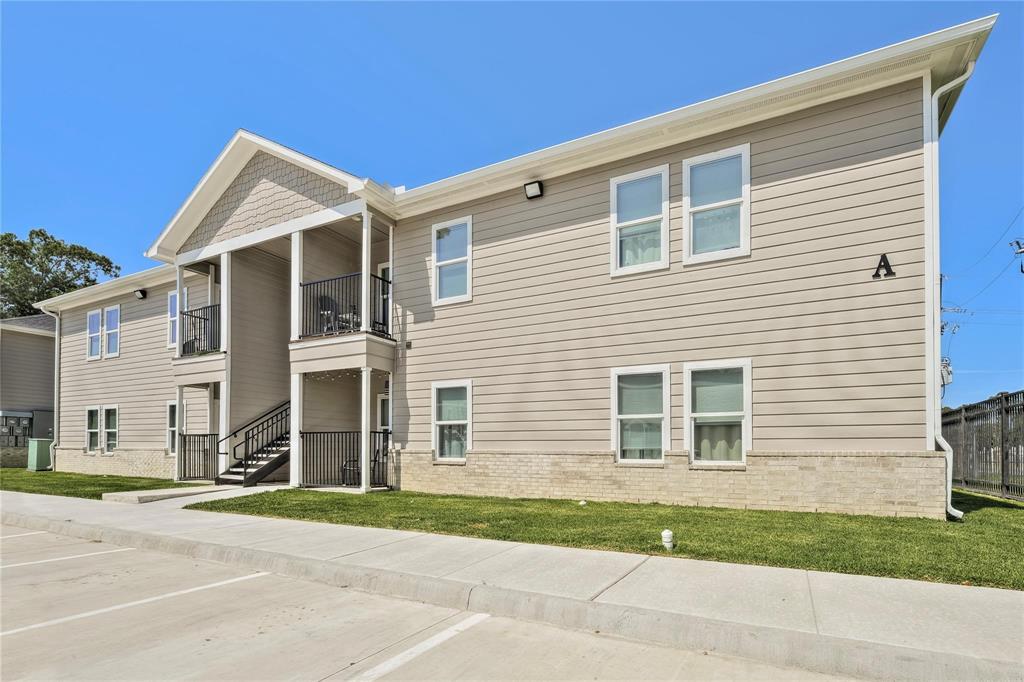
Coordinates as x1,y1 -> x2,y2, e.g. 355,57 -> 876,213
33,264 -> 197,312
0,323 -> 55,338
145,130 -> 366,262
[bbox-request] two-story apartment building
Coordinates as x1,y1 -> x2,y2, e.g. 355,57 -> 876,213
36,16 -> 995,519
0,314 -> 56,466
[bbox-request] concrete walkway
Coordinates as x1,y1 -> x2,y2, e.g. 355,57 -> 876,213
2,490 -> 1021,681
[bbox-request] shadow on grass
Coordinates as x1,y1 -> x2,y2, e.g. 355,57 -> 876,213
953,489 -> 1024,516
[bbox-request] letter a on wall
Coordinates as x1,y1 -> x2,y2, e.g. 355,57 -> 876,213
872,254 -> 896,279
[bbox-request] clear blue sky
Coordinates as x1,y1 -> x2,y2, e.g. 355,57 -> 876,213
3,2 -> 1021,407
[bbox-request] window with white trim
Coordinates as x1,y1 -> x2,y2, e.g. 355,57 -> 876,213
86,310 -> 102,359
432,217 -> 472,305
685,359 -> 751,464
86,407 -> 100,452
377,393 -> 390,431
167,401 -> 182,454
432,380 -> 471,459
610,165 -> 669,276
682,144 -> 750,264
612,365 -> 670,461
167,288 -> 188,348
104,305 -> 120,357
103,406 -> 118,451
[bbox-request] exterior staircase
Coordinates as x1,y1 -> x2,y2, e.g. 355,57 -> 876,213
216,401 -> 290,487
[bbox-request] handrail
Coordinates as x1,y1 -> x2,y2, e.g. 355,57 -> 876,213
217,400 -> 289,448
300,272 -> 360,287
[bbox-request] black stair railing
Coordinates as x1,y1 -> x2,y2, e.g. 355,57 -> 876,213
233,404 -> 290,486
301,430 -> 389,488
179,433 -> 219,480
181,304 -> 220,356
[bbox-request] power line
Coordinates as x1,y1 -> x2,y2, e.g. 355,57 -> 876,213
953,256 -> 1018,306
945,205 -> 1023,276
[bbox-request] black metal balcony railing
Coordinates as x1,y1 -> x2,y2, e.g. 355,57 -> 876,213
181,304 -> 220,356
301,430 -> 389,488
300,273 -> 392,340
178,433 -> 219,480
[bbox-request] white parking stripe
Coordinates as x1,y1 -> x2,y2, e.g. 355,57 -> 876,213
0,531 -> 47,539
353,612 -> 491,681
1,547 -> 135,569
1,572 -> 269,637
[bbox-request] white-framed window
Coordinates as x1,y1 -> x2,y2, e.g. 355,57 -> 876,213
609,165 -> 670,277
167,400 -> 185,454
103,406 -> 119,451
168,288 -> 188,348
86,310 -> 102,360
611,364 -> 670,461
682,143 -> 751,265
431,379 -> 471,459
85,405 -> 119,452
377,393 -> 390,431
103,305 -> 120,358
432,216 -> 472,306
86,406 -> 100,452
684,358 -> 752,464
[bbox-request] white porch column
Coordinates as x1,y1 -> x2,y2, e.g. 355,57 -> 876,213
289,373 -> 303,487
175,264 -> 184,358
217,379 -> 230,473
387,222 -> 394,336
360,366 -> 371,491
174,384 -> 185,480
360,211 -> 371,333
290,231 -> 304,341
220,252 -> 231,353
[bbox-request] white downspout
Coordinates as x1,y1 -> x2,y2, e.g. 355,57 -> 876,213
930,61 -> 975,520
39,306 -> 61,469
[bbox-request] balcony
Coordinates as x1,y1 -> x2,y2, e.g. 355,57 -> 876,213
299,272 -> 391,340
301,430 -> 390,488
181,304 -> 221,357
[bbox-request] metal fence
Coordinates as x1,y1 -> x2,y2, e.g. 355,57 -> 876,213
942,391 -> 1023,500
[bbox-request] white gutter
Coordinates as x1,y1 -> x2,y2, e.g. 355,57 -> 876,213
38,306 -> 61,468
930,61 -> 975,520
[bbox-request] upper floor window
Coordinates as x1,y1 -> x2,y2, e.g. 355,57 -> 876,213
86,310 -> 102,360
684,358 -> 751,464
104,305 -> 120,357
610,165 -> 669,276
682,144 -> 750,264
168,288 -> 188,348
432,217 -> 472,305
611,365 -> 670,462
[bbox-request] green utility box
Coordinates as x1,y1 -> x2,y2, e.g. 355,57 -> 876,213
27,439 -> 53,471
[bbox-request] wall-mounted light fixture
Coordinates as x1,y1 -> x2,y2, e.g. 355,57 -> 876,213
523,181 -> 544,200
133,289 -> 147,300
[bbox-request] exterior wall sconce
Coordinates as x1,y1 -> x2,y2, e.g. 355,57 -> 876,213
133,289 -> 147,300
523,181 -> 543,200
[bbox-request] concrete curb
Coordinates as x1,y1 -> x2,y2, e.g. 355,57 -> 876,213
4,511 -> 1019,681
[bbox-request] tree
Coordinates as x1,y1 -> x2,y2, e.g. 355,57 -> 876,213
0,229 -> 120,318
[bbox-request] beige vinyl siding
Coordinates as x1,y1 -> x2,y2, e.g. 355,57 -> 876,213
0,330 -> 54,411
302,372 -> 388,432
58,276 -> 210,449
229,247 -> 290,427
393,79 -> 927,454
302,227 -> 360,282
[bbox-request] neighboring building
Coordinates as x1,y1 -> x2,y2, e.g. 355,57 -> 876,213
0,314 -> 56,466
37,17 -> 995,518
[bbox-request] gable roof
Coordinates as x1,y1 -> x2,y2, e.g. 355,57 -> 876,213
145,130 -> 367,262
34,265 -> 176,313
146,14 -> 995,261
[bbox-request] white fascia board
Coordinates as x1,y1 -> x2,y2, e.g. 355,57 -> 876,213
0,325 -> 55,338
146,130 -> 367,262
32,264 -> 207,312
370,14 -> 995,219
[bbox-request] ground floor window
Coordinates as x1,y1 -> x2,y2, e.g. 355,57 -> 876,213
432,380 -> 471,459
377,393 -> 390,431
612,365 -> 670,461
167,401 -> 184,454
685,359 -> 751,463
86,407 -> 100,452
103,407 -> 118,451
86,405 -> 118,452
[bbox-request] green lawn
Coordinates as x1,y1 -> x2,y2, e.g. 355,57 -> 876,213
0,469 -> 193,500
187,488 -> 1024,591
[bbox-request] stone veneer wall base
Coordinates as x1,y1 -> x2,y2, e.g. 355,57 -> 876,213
55,447 -> 176,479
394,450 -> 947,520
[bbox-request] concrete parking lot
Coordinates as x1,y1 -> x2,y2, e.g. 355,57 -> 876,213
0,525 -> 842,681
